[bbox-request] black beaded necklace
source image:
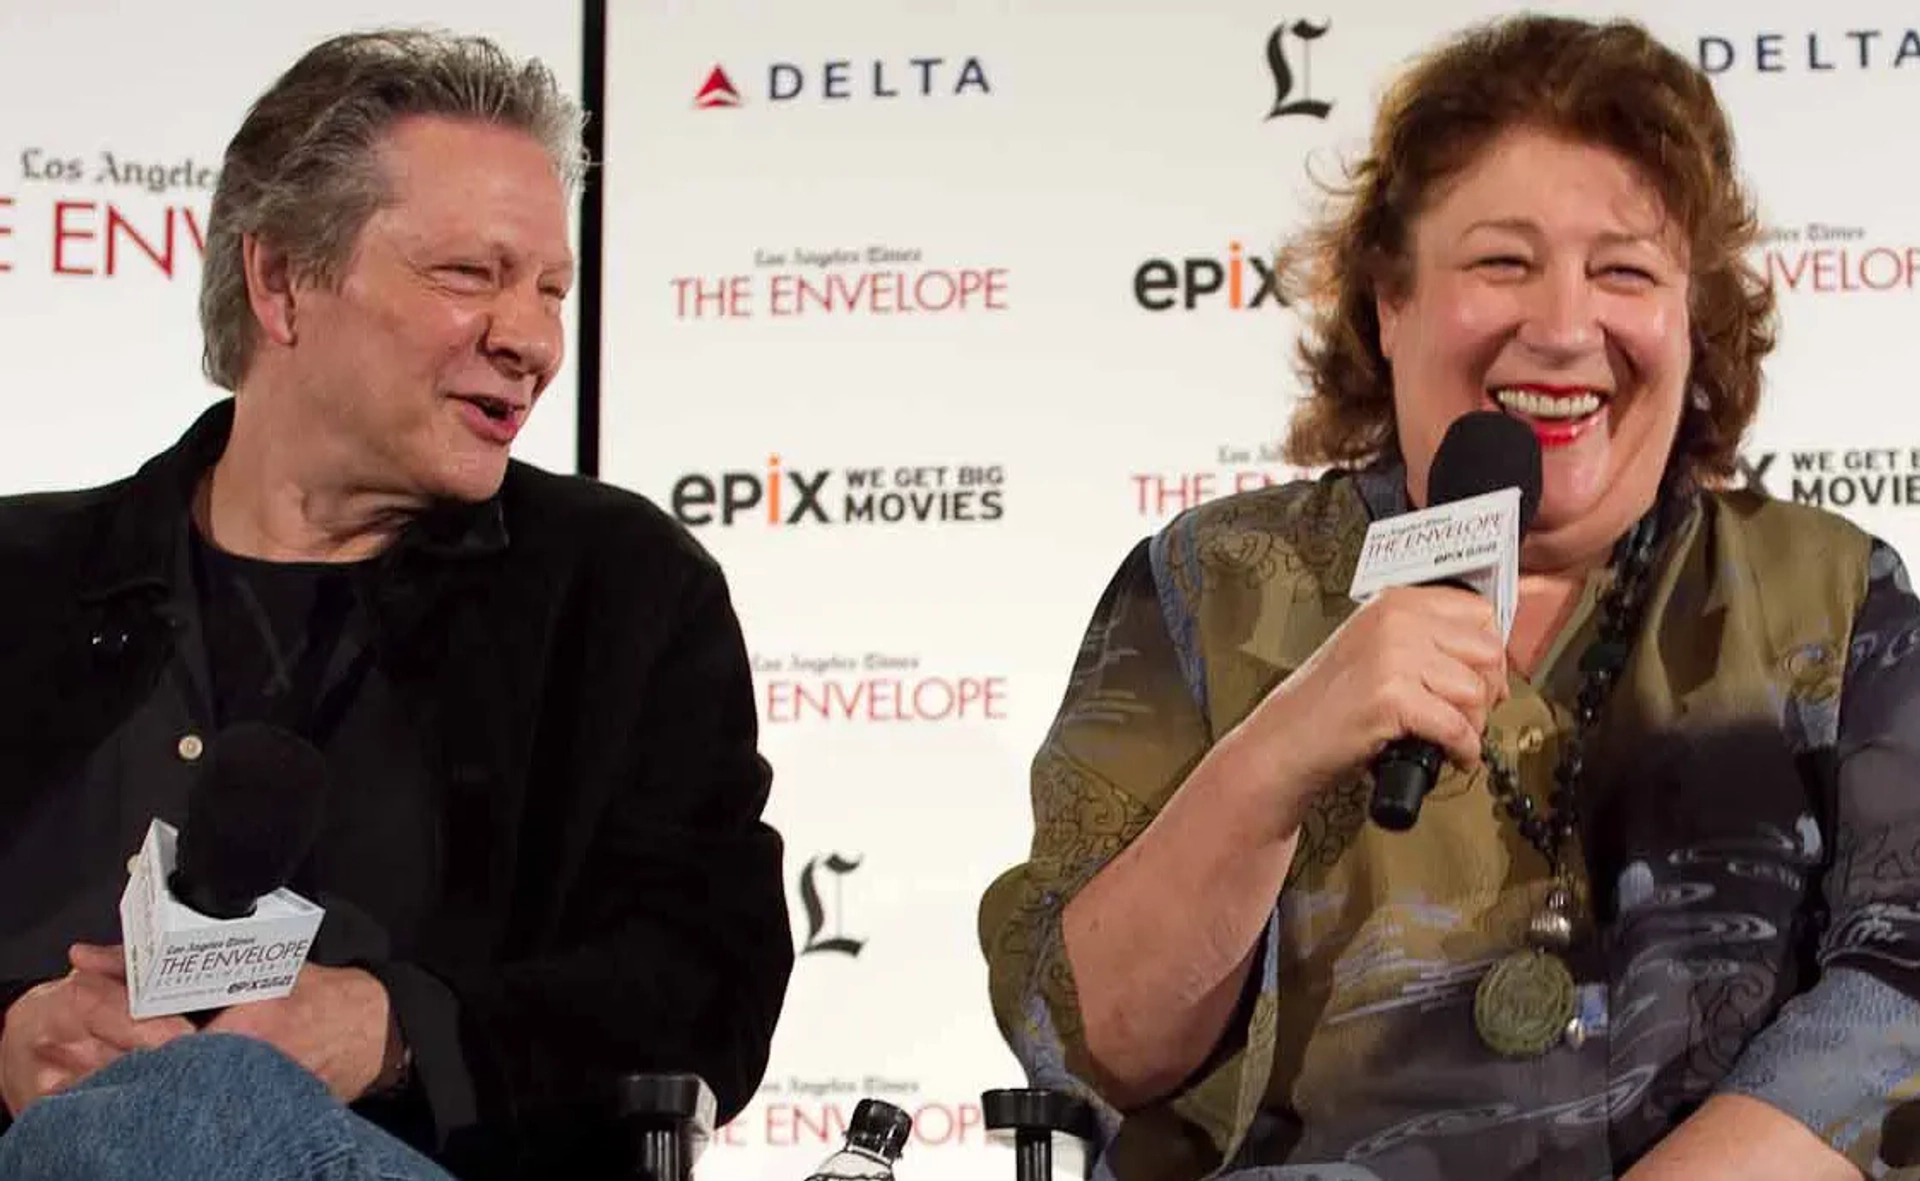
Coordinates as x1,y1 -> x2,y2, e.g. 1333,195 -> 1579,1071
1484,500 -> 1665,869
1470,487 -> 1675,1059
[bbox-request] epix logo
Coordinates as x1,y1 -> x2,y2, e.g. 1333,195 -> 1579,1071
676,455 -> 829,526
1133,241 -> 1285,312
670,457 -> 1006,527
1737,452 -> 1776,496
1739,447 -> 1920,510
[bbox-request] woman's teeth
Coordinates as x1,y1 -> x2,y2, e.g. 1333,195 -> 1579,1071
1492,389 -> 1602,419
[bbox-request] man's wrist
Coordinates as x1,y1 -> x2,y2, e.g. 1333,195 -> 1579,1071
370,1010 -> 412,1095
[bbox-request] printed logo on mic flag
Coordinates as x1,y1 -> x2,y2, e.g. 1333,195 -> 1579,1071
1349,487 -> 1521,641
118,819 -> 325,1019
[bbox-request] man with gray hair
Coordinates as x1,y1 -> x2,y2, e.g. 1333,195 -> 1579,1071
0,28 -> 792,1180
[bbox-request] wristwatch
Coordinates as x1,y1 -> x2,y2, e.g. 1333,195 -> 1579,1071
368,1014 -> 414,1097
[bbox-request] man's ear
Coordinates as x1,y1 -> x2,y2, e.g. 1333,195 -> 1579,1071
242,234 -> 299,347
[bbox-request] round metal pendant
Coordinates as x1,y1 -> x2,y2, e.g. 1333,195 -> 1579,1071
1474,950 -> 1577,1059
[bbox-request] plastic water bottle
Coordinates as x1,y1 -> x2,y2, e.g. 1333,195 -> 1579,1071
801,1098 -> 913,1180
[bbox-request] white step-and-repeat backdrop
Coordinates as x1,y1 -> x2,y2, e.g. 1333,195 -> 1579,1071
598,2 -> 1920,1179
6,0 -> 1919,1178
0,0 -> 582,490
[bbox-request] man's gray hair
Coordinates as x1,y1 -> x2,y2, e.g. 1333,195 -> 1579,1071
198,28 -> 588,390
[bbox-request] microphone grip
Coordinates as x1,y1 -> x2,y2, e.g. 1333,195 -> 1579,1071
1365,574 -> 1483,832
1369,737 -> 1445,831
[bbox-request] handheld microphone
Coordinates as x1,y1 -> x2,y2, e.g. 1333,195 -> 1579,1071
118,722 -> 330,1019
1361,411 -> 1542,831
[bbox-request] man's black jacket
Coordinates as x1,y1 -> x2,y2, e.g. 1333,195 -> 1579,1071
0,401 -> 793,1176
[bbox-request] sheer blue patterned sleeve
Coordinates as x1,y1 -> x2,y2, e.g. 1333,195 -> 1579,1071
1720,539 -> 1920,1173
979,538 -> 1216,1127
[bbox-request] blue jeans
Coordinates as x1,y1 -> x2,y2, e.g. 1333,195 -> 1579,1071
0,1033 -> 454,1180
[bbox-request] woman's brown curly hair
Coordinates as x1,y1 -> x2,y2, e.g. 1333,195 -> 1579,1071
1281,15 -> 1775,483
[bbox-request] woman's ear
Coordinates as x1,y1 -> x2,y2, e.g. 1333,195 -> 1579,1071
1376,289 -> 1402,362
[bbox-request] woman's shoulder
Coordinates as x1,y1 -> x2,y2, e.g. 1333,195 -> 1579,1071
1701,485 -> 1884,571
1694,487 -> 1906,640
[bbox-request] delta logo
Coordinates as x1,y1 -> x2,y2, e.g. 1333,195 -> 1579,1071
694,67 -> 742,109
691,56 -> 992,108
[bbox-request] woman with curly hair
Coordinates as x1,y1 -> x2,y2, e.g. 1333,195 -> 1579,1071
983,14 -> 1920,1180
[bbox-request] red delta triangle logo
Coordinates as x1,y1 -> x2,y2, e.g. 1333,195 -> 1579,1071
694,66 -> 742,109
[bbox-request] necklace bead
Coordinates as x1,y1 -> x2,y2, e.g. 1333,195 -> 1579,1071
1480,493 -> 1674,888
1472,487 -> 1679,1059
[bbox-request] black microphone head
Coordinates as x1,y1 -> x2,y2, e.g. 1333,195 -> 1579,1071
170,722 -> 329,920
1426,410 -> 1544,534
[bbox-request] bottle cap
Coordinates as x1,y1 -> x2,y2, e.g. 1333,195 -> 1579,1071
846,1098 -> 913,1161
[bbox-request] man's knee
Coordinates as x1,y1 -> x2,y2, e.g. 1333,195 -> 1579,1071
0,1034 -> 355,1180
92,1033 -> 327,1104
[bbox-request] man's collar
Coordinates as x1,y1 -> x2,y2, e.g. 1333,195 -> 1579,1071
79,397 -> 509,602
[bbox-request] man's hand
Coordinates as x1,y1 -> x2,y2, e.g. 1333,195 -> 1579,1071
0,943 -> 194,1116
205,962 -> 397,1103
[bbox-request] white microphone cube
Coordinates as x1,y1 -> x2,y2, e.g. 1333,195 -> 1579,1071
1348,486 -> 1521,641
117,819 -> 326,1019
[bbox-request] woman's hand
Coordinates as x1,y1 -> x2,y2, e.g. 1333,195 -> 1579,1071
1235,584 -> 1510,816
